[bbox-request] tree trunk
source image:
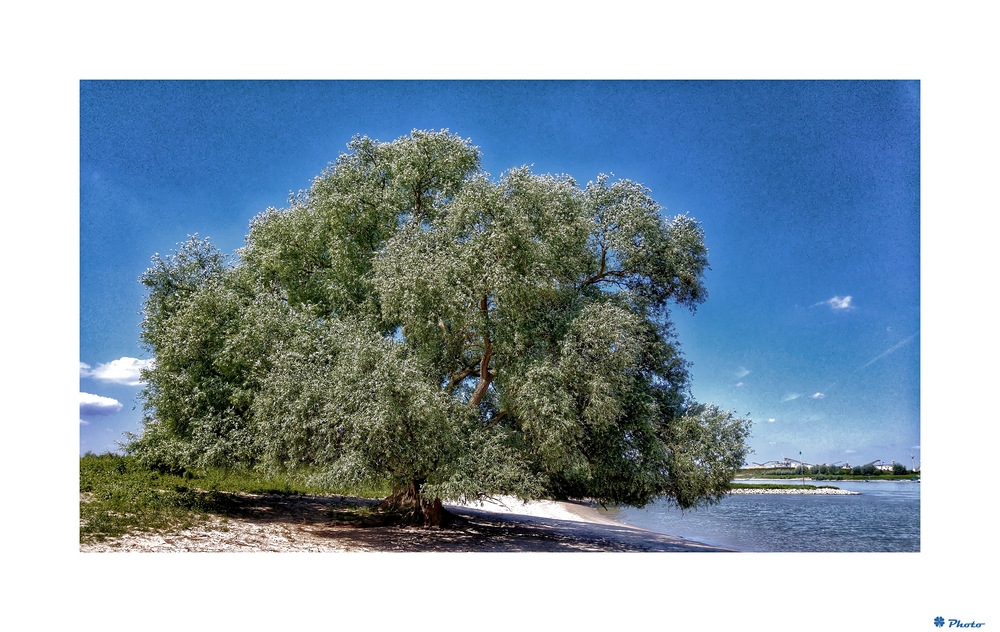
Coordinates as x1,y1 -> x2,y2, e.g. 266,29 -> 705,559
379,480 -> 449,527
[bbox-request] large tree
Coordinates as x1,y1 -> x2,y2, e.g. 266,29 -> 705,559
130,130 -> 751,525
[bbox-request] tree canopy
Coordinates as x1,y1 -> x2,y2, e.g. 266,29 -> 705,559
129,129 -> 751,524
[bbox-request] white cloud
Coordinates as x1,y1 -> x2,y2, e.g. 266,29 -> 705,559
79,419 -> 89,426
810,392 -> 825,399
80,392 -> 122,416
815,296 -> 853,310
80,357 -> 154,386
781,393 -> 800,402
736,382 -> 745,387
767,418 -> 776,423
845,449 -> 856,454
735,366 -> 750,379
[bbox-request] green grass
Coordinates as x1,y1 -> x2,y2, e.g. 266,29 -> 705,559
79,453 -> 390,544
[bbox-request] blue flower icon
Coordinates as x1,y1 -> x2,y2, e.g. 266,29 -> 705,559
934,617 -> 945,628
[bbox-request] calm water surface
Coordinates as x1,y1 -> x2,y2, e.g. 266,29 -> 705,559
599,480 -> 920,552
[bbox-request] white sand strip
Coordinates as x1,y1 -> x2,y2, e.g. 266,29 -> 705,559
444,495 -> 733,551
448,496 -> 627,526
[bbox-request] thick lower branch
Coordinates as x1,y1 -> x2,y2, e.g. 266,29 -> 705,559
469,375 -> 493,407
469,296 -> 494,407
469,337 -> 493,406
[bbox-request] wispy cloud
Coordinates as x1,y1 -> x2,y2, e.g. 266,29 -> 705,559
767,418 -> 776,423
814,296 -> 853,310
736,382 -> 745,387
81,357 -> 154,386
781,393 -> 800,402
810,392 -> 825,399
735,366 -> 750,379
80,392 -> 122,416
845,449 -> 856,454
79,419 -> 89,426
861,333 -> 918,369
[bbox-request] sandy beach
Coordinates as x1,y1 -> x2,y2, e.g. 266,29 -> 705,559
80,493 -> 732,552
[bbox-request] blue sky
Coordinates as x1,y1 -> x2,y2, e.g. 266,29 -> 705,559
80,80 -> 920,468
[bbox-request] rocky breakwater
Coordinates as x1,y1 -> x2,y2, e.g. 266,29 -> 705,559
729,487 -> 861,495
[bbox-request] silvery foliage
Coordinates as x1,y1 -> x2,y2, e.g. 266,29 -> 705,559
130,130 -> 751,508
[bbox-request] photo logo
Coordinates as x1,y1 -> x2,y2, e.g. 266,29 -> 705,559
935,618 -> 986,628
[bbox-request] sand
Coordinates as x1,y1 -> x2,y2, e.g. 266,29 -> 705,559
80,493 -> 733,552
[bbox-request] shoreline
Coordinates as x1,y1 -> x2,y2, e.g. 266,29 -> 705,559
444,496 -> 733,551
81,493 -> 735,552
83,485 -> 884,552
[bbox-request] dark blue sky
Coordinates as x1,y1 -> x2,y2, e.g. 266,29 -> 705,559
80,80 -> 920,467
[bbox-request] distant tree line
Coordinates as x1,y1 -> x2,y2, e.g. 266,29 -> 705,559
745,463 -> 917,478
794,463 -> 916,476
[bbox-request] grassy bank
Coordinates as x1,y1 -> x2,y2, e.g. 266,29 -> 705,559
79,453 -> 389,543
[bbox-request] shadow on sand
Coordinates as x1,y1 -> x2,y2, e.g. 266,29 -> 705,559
204,492 -> 734,552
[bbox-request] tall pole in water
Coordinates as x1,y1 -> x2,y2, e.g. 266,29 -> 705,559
799,451 -> 804,485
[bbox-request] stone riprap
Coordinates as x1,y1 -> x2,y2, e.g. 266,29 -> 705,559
728,488 -> 860,495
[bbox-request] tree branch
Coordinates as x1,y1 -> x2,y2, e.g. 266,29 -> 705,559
582,268 -> 628,288
447,364 -> 478,391
469,296 -> 494,406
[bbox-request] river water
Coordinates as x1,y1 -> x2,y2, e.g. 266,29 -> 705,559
598,479 -> 920,552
